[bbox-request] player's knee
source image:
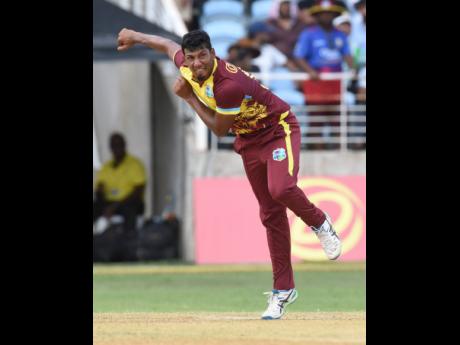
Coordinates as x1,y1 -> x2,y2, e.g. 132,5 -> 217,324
259,206 -> 286,226
269,185 -> 294,203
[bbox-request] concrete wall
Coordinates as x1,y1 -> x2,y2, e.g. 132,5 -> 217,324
150,63 -> 186,219
194,150 -> 366,177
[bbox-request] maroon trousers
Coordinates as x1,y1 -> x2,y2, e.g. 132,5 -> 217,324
234,111 -> 326,290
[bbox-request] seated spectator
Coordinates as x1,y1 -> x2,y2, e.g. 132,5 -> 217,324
226,39 -> 261,73
297,0 -> 317,26
350,0 -> 366,72
246,22 -> 297,83
93,132 -> 146,234
294,0 -> 353,81
333,12 -> 357,97
266,0 -> 309,63
347,0 -> 366,150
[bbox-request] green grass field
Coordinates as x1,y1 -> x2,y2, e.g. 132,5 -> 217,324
93,261 -> 365,313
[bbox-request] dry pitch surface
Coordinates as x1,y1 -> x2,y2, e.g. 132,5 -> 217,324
93,311 -> 366,345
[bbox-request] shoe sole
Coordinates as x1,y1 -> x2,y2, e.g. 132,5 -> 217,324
329,251 -> 341,260
261,290 -> 299,320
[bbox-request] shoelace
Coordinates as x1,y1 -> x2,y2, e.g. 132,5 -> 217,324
263,291 -> 289,314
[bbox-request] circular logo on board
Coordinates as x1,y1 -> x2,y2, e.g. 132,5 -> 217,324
289,177 -> 365,260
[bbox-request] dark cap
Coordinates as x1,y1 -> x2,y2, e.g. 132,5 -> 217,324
308,0 -> 347,15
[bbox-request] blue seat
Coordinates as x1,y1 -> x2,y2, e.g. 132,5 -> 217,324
273,89 -> 306,106
268,67 -> 298,91
200,13 -> 246,27
202,20 -> 246,41
203,0 -> 244,17
251,0 -> 273,22
212,38 -> 236,58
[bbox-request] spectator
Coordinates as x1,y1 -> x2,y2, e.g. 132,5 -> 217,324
333,12 -> 357,96
297,0 -> 317,26
350,0 -> 366,72
268,0 -> 299,19
247,22 -> 298,79
266,1 -> 309,62
333,12 -> 352,36
294,0 -> 353,80
293,0 -> 354,149
348,0 -> 365,150
93,132 -> 146,234
226,39 -> 261,73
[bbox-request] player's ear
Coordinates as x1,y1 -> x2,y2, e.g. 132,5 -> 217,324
210,48 -> 216,58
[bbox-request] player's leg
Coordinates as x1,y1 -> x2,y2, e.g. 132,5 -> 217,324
241,145 -> 298,319
267,115 -> 325,227
117,198 -> 144,234
267,113 -> 341,260
240,145 -> 295,291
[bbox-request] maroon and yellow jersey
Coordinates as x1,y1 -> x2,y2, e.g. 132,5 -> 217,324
173,50 -> 290,135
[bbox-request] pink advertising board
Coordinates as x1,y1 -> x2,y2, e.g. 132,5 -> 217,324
194,176 -> 366,263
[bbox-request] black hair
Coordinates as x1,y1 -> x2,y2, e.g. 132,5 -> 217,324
109,132 -> 126,147
182,30 -> 212,52
298,0 -> 314,10
354,0 -> 365,10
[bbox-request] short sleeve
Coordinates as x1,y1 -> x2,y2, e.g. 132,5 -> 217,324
214,81 -> 244,115
130,159 -> 146,186
173,49 -> 185,68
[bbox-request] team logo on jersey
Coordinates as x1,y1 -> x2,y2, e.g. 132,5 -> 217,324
225,62 -> 238,73
205,84 -> 214,98
272,148 -> 287,161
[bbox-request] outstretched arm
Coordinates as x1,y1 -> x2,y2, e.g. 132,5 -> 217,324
117,28 -> 181,60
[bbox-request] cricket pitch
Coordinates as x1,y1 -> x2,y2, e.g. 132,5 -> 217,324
93,311 -> 366,345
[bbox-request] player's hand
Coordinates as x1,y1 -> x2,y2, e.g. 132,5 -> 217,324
117,28 -> 137,51
173,76 -> 193,100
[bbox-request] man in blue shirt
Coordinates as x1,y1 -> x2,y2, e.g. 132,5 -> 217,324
293,0 -> 355,149
294,0 -> 354,79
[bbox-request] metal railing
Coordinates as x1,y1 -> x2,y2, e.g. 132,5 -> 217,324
212,71 -> 366,151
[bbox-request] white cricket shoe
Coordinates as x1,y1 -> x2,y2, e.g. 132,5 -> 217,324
261,288 -> 298,320
312,212 -> 341,260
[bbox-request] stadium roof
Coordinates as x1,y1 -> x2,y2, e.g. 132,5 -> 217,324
93,0 -> 182,61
